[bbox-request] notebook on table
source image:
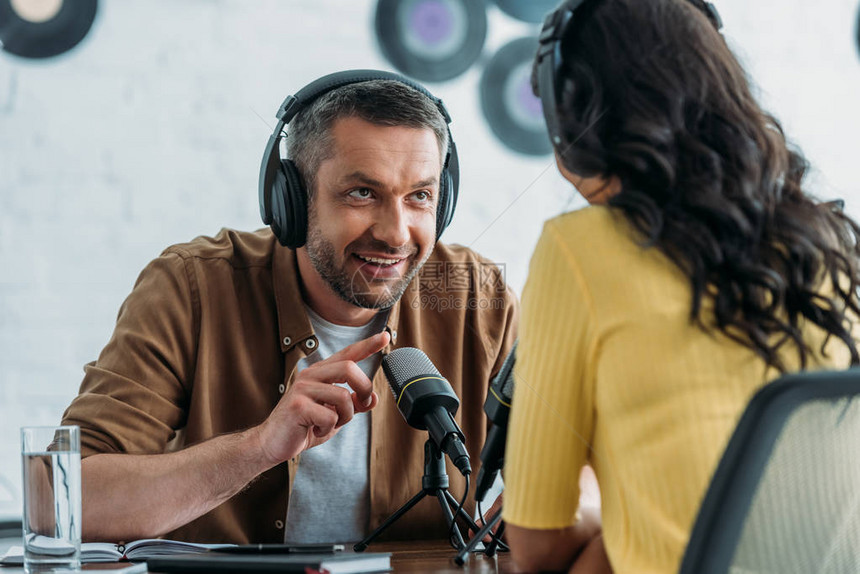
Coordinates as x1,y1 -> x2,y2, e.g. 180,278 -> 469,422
1,538 -> 234,565
146,550 -> 392,574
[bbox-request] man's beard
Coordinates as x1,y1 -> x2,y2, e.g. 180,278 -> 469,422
304,225 -> 430,310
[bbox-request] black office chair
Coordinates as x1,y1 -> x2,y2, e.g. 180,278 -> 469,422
680,368 -> 860,574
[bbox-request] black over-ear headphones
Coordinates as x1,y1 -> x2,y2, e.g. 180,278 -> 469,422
535,0 -> 723,150
259,69 -> 460,249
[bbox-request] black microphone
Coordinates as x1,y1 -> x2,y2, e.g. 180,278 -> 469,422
475,340 -> 517,502
382,347 -> 472,476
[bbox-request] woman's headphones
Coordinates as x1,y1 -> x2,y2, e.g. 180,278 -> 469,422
535,0 -> 723,150
258,69 -> 460,249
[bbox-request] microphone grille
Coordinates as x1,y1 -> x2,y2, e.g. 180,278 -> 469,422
494,341 -> 517,401
499,370 -> 515,400
383,347 -> 443,392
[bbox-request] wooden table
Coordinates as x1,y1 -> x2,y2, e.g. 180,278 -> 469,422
0,538 -> 524,573
378,540 -> 523,573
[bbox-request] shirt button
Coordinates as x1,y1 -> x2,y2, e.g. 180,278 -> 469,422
305,338 -> 317,350
274,520 -> 284,529
278,384 -> 286,394
391,330 -> 398,343
283,336 -> 291,346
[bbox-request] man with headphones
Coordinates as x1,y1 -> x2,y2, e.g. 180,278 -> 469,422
60,70 -> 517,544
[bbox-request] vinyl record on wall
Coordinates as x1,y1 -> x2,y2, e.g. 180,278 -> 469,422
492,0 -> 558,24
375,0 -> 487,83
0,0 -> 97,59
480,37 -> 552,156
856,2 -> 860,61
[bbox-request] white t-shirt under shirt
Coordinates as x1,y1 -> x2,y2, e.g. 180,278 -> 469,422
283,307 -> 388,544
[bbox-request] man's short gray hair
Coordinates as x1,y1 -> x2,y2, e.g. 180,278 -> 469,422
285,80 -> 449,196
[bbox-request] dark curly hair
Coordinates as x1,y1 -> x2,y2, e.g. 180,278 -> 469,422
536,0 -> 860,372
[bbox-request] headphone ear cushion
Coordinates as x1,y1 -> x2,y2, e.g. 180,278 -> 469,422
269,166 -> 289,245
435,169 -> 454,240
269,159 -> 308,249
280,159 -> 308,249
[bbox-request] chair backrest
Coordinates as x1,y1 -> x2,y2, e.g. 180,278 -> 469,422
680,368 -> 860,574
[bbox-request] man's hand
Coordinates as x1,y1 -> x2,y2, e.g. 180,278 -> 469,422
256,331 -> 390,465
473,493 -> 504,544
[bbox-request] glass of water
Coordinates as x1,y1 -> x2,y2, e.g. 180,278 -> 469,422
20,426 -> 81,573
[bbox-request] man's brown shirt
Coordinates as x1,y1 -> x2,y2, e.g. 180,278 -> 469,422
62,228 -> 518,543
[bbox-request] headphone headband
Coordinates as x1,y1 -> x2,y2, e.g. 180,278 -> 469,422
277,69 -> 452,124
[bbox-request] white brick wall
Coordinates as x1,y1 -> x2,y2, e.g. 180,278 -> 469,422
1,0 -> 858,519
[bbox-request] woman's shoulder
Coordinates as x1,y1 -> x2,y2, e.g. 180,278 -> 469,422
540,205 -> 683,287
543,205 -> 633,253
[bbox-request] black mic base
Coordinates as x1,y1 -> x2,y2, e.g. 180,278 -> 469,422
453,506 -> 506,565
354,439 -> 482,553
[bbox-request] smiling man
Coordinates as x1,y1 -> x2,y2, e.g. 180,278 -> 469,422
60,74 -> 518,545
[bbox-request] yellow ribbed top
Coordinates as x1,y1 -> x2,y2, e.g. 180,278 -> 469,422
503,206 -> 853,573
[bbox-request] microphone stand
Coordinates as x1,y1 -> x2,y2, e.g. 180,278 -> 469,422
354,438 -> 482,552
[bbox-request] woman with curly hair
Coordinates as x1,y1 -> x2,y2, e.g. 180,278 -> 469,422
501,0 -> 860,572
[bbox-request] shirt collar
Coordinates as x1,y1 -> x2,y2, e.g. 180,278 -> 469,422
272,245 -> 314,353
